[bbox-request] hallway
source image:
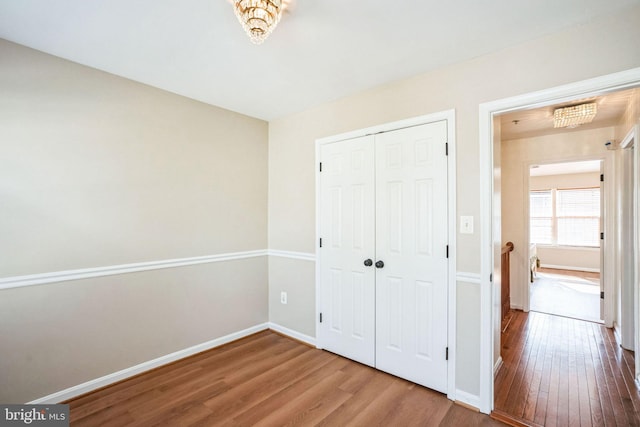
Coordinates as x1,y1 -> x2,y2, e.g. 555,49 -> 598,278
494,310 -> 639,426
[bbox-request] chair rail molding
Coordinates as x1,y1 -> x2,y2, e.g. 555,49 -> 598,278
0,250 -> 269,290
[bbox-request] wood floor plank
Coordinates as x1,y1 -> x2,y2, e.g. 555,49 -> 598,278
502,311 -> 544,415
495,310 -> 640,427
522,313 -> 550,421
511,309 -> 547,418
580,320 -> 604,427
228,356 -> 352,426
597,321 -> 635,426
66,330 -> 508,426
315,368 -> 399,426
68,330 -> 285,421
543,321 -> 561,427
586,321 -> 616,427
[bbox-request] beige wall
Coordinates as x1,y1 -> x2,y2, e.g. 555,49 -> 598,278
536,246 -> 600,271
268,257 -> 316,337
616,88 -> 640,141
0,40 -> 268,276
0,259 -> 268,403
268,4 -> 640,397
0,40 -> 269,402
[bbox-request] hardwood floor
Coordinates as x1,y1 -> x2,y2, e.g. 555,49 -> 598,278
67,330 -> 506,426
495,310 -> 640,426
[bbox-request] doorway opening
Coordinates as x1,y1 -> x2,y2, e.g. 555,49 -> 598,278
478,68 -> 640,418
493,89 -> 638,425
528,160 -> 604,324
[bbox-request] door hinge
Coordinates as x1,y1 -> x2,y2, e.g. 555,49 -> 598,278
490,273 -> 493,282
319,238 -> 323,248
446,347 -> 449,361
446,245 -> 449,258
601,232 -> 604,240
319,313 -> 323,323
600,291 -> 604,299
600,174 -> 604,182
319,162 -> 322,172
445,142 -> 449,156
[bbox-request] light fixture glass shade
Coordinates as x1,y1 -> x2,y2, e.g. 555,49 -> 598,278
553,103 -> 597,128
234,0 -> 283,44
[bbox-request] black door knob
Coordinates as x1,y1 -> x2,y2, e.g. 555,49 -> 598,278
375,260 -> 384,268
364,259 -> 373,267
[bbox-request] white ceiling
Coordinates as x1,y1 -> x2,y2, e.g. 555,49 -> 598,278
1,0 -> 638,120
500,89 -> 637,140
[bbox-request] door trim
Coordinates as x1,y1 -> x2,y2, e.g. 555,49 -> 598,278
315,109 -> 457,401
479,67 -> 640,415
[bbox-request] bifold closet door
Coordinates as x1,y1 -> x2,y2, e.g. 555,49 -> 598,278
318,135 -> 376,367
374,121 -> 449,393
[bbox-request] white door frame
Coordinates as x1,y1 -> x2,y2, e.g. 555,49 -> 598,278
619,125 -> 640,352
634,125 -> 640,379
315,109 -> 457,401
479,67 -> 640,414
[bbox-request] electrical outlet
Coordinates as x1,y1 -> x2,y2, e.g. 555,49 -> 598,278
460,216 -> 474,234
280,291 -> 287,304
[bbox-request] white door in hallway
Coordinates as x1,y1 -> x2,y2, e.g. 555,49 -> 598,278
318,135 -> 376,366
374,122 -> 449,393
318,120 -> 449,393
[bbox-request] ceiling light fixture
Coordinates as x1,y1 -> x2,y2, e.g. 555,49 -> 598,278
234,0 -> 283,44
553,102 -> 597,128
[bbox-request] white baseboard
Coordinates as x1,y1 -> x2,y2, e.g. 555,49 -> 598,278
455,389 -> 481,410
494,357 -> 503,378
540,264 -> 600,273
28,323 -> 270,404
510,303 -> 523,310
268,322 -> 316,347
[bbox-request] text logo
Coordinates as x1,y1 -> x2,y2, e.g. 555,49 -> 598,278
0,405 -> 68,426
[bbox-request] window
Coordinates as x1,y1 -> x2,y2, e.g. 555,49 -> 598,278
530,187 -> 600,247
530,190 -> 553,245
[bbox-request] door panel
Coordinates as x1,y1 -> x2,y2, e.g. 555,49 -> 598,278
318,120 -> 449,393
374,121 -> 449,393
319,136 -> 376,366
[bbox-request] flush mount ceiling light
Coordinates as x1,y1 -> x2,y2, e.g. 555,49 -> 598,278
233,0 -> 284,44
553,102 -> 597,128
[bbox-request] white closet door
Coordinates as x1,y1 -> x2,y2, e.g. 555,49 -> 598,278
318,135 -> 376,366
374,121 -> 449,393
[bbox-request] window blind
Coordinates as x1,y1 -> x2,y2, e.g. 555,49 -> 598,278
530,190 -> 553,245
556,188 -> 600,247
529,187 -> 600,247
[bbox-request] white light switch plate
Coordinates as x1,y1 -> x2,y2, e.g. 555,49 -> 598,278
460,216 -> 474,234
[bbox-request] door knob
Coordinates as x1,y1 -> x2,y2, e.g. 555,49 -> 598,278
375,260 -> 384,268
364,259 -> 373,267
